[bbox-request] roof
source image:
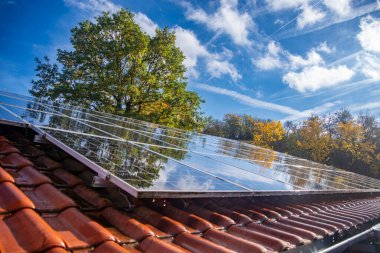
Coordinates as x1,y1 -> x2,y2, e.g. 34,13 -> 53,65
1,124 -> 380,253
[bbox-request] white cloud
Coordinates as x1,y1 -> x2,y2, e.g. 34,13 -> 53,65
323,0 -> 352,17
174,27 -> 240,81
268,41 -> 281,55
315,41 -> 335,54
255,40 -> 356,93
64,0 -> 121,15
274,19 -> 284,25
288,49 -> 324,69
356,53 -> 380,80
134,12 -> 158,37
283,65 -> 355,92
265,0 -> 308,11
255,55 -> 283,70
195,83 -> 300,115
206,59 -> 242,82
65,0 -> 158,37
357,15 -> 380,53
254,41 -> 324,71
297,4 -> 326,29
185,0 -> 254,46
174,27 -> 209,78
254,41 -> 284,70
128,15 -> 241,81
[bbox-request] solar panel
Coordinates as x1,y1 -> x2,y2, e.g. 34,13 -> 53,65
1,90 -> 380,198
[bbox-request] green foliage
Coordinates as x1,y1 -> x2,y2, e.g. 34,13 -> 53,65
31,9 -> 203,130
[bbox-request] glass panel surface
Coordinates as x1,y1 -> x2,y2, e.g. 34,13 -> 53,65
1,90 -> 380,197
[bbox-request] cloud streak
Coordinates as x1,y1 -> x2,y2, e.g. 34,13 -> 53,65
274,1 -> 380,40
281,102 -> 339,122
194,83 -> 300,115
349,101 -> 380,113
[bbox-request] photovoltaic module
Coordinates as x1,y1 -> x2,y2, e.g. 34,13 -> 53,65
1,91 -> 379,198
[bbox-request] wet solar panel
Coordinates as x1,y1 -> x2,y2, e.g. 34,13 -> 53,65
1,91 -> 380,198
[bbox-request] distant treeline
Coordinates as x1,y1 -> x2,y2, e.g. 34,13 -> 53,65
203,110 -> 380,178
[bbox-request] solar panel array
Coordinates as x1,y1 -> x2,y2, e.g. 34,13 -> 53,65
1,91 -> 380,198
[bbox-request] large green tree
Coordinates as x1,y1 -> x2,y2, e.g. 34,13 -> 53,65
30,9 -> 203,130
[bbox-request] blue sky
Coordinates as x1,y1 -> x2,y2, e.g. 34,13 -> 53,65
1,0 -> 380,121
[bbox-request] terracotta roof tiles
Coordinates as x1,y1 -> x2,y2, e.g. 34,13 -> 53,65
0,181 -> 35,213
23,183 -> 77,212
0,166 -> 15,183
0,152 -> 34,169
43,207 -> 116,249
8,165 -> 52,186
0,208 -> 65,253
33,155 -> 63,170
0,141 -> 20,155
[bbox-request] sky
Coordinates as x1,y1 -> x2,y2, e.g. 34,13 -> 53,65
1,0 -> 380,122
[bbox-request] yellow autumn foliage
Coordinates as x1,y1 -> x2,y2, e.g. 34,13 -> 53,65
252,121 -> 284,149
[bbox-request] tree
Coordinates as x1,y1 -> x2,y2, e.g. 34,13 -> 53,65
294,116 -> 333,163
223,114 -> 244,139
241,114 -> 256,140
252,120 -> 284,149
331,120 -> 378,176
203,116 -> 225,137
30,9 -> 203,130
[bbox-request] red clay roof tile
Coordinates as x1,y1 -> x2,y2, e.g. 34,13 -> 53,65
140,236 -> 191,253
44,148 -> 69,161
0,142 -> 20,155
289,215 -> 339,233
160,204 -> 214,232
68,184 -> 112,210
263,220 -> 319,241
19,145 -> 45,158
51,168 -> 83,187
174,232 -> 234,253
43,207 -> 115,250
0,136 -> 10,143
0,153 -> 34,169
8,165 -> 52,186
0,166 -> 15,183
203,228 -> 268,253
45,247 -> 69,253
23,183 -> 76,212
145,224 -> 172,239
186,204 -> 235,229
227,225 -> 292,252
246,222 -> 307,246
100,207 -> 155,242
277,218 -> 329,237
310,212 -> 353,228
0,208 -> 65,253
85,210 -> 138,244
94,241 -> 140,253
132,206 -> 192,237
34,155 -> 63,170
0,181 -> 35,214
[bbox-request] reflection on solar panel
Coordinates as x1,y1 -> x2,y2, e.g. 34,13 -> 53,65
1,90 -> 380,198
